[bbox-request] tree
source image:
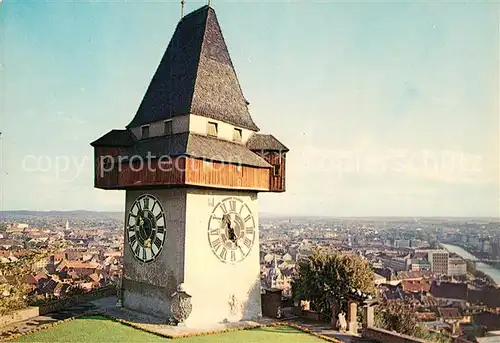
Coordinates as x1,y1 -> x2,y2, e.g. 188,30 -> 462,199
466,261 -> 496,286
0,243 -> 66,315
291,249 -> 376,321
376,300 -> 452,343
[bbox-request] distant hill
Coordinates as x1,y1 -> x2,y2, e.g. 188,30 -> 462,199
0,210 -> 123,220
0,211 -> 497,223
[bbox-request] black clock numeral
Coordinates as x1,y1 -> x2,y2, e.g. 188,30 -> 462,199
129,234 -> 137,246
229,200 -> 236,211
244,215 -> 252,223
209,228 -> 219,236
154,237 -> 162,250
244,237 -> 252,249
128,195 -> 166,263
239,204 -> 244,215
231,250 -> 236,262
212,238 -> 222,251
245,227 -> 254,235
219,247 -> 227,260
220,203 -> 228,214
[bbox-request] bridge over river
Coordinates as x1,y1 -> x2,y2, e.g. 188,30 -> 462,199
441,243 -> 500,285
462,258 -> 500,263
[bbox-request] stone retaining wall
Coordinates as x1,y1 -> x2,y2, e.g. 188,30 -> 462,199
0,286 -> 116,328
0,307 -> 39,328
39,286 -> 116,315
362,327 -> 428,343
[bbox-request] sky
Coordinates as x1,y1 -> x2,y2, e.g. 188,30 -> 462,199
0,1 -> 499,217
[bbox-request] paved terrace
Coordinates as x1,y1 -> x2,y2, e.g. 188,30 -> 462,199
0,297 -> 375,342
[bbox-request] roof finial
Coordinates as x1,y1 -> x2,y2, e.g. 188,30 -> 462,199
208,0 -> 212,6
181,0 -> 185,18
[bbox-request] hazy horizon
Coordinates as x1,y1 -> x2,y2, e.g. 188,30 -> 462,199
1,1 -> 499,217
1,209 -> 499,221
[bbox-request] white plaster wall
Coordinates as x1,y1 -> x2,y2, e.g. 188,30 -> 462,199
183,189 -> 261,327
122,188 -> 261,326
129,114 -> 255,144
130,115 -> 190,139
189,114 -> 254,144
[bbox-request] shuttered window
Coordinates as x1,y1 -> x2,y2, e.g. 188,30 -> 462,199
233,128 -> 242,142
164,120 -> 172,136
141,125 -> 150,139
207,122 -> 218,137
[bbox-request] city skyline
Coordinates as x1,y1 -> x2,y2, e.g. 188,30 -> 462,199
1,1 -> 499,217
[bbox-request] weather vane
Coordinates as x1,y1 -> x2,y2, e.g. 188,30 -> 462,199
181,0 -> 185,18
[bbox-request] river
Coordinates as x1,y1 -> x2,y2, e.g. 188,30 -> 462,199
441,243 -> 500,285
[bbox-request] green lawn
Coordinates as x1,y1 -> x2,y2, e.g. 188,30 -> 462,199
16,316 -> 326,343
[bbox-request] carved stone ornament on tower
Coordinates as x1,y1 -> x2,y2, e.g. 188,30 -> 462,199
228,294 -> 239,316
170,283 -> 192,325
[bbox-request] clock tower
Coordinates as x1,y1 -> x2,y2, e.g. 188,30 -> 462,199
91,5 -> 288,327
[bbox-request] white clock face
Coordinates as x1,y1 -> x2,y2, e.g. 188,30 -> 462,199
126,194 -> 166,263
207,197 -> 256,264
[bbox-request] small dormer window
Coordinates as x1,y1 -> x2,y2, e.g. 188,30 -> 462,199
141,125 -> 150,139
233,128 -> 242,142
207,122 -> 218,137
164,120 -> 172,136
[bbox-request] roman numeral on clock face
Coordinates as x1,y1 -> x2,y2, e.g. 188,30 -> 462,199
127,194 -> 167,263
154,237 -> 162,250
220,203 -> 228,214
219,247 -> 227,260
129,233 -> 137,244
208,197 -> 255,264
212,238 -> 222,251
244,237 -> 252,249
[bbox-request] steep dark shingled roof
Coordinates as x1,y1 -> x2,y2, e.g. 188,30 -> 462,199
119,133 -> 270,168
246,134 -> 289,152
127,6 -> 259,131
90,130 -> 136,147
